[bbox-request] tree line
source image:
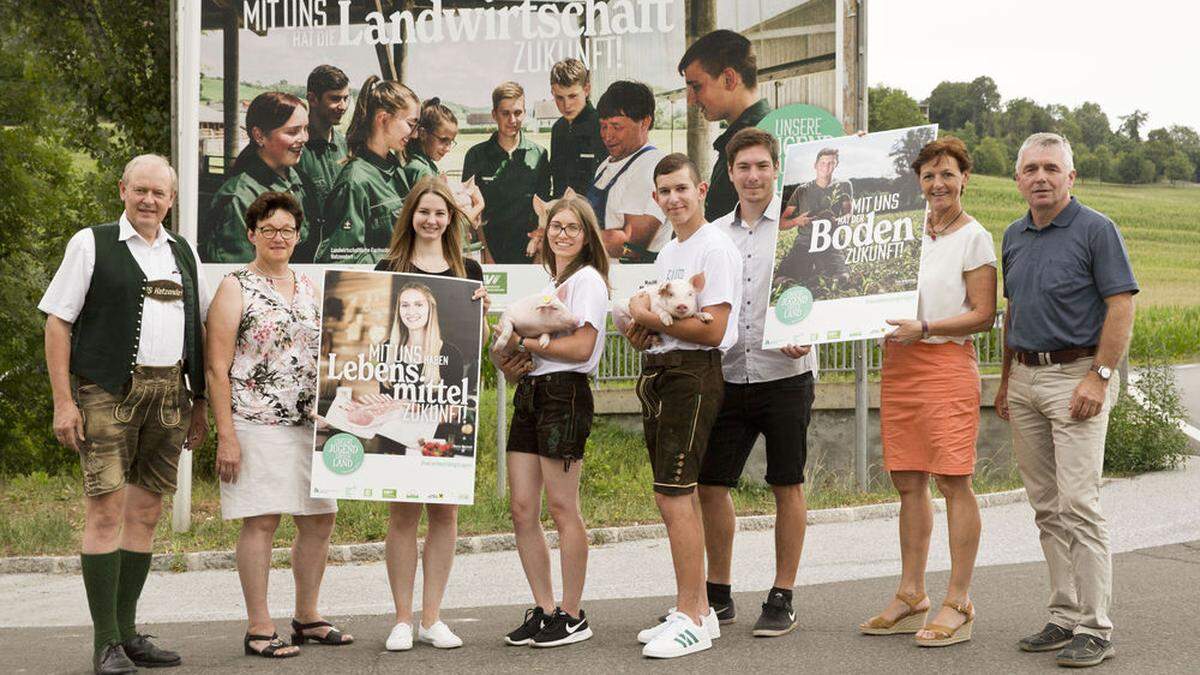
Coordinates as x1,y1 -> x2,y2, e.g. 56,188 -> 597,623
869,76 -> 1200,184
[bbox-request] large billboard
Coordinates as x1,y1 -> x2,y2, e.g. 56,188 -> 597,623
190,0 -> 856,307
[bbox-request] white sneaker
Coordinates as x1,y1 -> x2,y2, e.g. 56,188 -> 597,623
642,615 -> 712,659
639,608 -> 720,643
418,620 -> 463,649
385,622 -> 413,651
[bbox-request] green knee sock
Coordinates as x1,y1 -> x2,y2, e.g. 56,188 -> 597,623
81,551 -> 121,655
116,549 -> 153,641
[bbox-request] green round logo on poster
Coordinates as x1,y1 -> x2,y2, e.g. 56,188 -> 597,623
775,286 -> 814,325
756,104 -> 845,190
322,433 -> 364,475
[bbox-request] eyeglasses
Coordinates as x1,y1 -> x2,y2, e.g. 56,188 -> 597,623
257,227 -> 297,240
547,222 -> 583,238
433,134 -> 457,148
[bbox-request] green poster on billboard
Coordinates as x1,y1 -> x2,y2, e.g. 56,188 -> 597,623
757,104 -> 846,190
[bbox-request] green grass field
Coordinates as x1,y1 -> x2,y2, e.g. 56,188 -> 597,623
966,174 -> 1200,308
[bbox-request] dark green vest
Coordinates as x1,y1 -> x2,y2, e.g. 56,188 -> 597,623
69,223 -> 206,396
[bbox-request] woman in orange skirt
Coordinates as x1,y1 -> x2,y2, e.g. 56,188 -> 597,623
859,137 -> 997,647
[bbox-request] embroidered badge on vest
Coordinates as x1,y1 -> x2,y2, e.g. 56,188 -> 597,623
144,279 -> 184,301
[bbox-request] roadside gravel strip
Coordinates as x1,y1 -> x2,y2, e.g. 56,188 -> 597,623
0,487 -> 1032,575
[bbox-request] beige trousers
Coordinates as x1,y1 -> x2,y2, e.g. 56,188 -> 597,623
1007,358 -> 1119,640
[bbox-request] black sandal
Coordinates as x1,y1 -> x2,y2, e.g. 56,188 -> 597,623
291,619 -> 354,646
243,632 -> 300,658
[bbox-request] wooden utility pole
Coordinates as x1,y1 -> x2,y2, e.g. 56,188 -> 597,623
685,0 -> 717,179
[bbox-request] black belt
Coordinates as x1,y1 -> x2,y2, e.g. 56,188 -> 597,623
1014,346 -> 1096,367
525,371 -> 589,385
642,350 -> 722,368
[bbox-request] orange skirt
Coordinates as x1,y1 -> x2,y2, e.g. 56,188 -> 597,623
880,340 -> 980,475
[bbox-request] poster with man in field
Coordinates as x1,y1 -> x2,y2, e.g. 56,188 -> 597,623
764,124 -> 937,346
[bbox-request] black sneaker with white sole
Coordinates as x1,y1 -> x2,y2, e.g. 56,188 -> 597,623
504,606 -> 547,646
531,608 -> 592,647
752,590 -> 798,637
659,598 -> 736,625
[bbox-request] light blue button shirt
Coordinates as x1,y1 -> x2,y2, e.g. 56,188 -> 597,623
713,194 -> 818,384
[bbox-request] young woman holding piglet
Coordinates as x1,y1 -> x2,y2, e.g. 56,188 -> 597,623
495,194 -> 610,648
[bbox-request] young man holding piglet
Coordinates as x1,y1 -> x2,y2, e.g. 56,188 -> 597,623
623,153 -> 742,659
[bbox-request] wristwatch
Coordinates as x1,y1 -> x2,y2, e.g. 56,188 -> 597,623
515,339 -> 527,354
1091,363 -> 1113,381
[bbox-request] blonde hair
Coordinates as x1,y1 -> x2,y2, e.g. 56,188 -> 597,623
381,176 -> 468,278
539,195 -> 610,292
550,58 -> 589,89
345,75 -> 419,160
389,282 -> 444,385
491,81 -> 525,110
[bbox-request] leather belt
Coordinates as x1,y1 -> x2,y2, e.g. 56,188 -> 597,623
1014,346 -> 1096,367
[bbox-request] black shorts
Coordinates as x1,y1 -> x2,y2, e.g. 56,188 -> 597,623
637,350 -> 725,496
699,372 -> 815,487
507,372 -> 593,466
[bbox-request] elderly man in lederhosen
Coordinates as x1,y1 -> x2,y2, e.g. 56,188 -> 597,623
41,154 -> 210,675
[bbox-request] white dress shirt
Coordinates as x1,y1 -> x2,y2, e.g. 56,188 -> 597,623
713,194 -> 818,383
38,213 -> 212,367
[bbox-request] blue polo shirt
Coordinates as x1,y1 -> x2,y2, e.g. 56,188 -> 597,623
1001,197 -> 1138,353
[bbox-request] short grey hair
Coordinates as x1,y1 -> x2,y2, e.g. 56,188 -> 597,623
122,154 -> 178,193
1016,132 -> 1074,173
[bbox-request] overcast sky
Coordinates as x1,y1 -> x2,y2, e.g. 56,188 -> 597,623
868,0 -> 1200,132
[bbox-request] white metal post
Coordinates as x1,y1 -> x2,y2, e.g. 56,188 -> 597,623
495,370 -> 507,499
172,0 -> 201,532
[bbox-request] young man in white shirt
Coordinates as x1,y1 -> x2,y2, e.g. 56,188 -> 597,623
624,153 -> 743,658
702,127 -> 817,638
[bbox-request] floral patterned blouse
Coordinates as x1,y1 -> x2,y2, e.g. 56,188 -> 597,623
229,268 -> 320,425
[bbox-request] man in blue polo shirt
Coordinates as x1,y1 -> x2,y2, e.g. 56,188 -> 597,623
995,132 -> 1137,669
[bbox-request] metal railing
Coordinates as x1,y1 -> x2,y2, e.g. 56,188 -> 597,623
593,312 -> 1006,385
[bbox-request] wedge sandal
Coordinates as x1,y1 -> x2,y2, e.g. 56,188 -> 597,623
915,599 -> 975,647
859,591 -> 929,635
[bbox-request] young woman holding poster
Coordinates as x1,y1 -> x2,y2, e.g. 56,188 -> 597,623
314,76 -> 420,264
205,192 -> 349,658
373,176 -> 489,651
498,195 -> 609,648
861,137 -> 997,647
205,92 -> 311,263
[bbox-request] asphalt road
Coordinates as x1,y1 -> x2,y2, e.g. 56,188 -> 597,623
10,540 -> 1199,674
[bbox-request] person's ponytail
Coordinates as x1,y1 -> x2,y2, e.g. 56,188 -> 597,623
345,75 -> 380,158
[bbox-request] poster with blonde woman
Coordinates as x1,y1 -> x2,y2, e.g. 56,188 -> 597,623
311,269 -> 483,504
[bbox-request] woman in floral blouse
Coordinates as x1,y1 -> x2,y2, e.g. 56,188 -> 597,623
206,192 -> 351,658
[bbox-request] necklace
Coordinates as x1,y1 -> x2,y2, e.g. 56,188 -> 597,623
928,207 -> 964,241
249,262 -> 292,282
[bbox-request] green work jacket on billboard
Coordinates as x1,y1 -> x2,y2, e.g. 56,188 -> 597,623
315,148 -> 411,264
295,128 -> 348,260
461,132 -> 551,264
705,98 -> 773,222
402,146 -> 439,186
204,152 -> 308,263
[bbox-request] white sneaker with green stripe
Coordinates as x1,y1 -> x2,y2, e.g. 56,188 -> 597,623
641,614 -> 712,658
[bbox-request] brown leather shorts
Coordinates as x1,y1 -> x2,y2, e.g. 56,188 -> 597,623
72,365 -> 192,497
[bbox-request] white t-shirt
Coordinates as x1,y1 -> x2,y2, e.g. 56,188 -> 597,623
647,222 -> 743,354
529,265 -> 610,376
38,214 -> 213,366
917,218 -> 997,345
593,144 -> 667,248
